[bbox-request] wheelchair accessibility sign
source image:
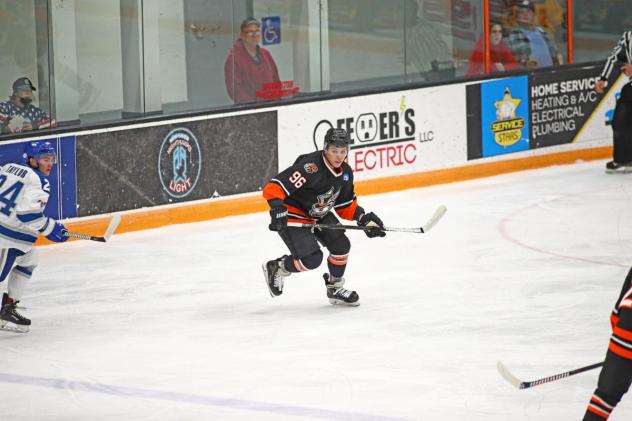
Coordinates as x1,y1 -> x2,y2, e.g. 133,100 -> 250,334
262,16 -> 281,46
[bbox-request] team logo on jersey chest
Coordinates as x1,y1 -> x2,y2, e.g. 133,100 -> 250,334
158,127 -> 202,199
309,186 -> 340,218
304,162 -> 318,174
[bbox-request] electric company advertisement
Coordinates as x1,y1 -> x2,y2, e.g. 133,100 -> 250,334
277,85 -> 468,180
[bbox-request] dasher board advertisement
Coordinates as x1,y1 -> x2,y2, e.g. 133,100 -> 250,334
76,112 -> 277,216
278,84 -> 468,180
530,66 -> 623,147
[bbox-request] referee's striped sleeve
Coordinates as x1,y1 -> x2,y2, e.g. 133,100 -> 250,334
601,31 -> 632,81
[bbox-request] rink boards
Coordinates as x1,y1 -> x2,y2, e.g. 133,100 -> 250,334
0,63 -> 623,244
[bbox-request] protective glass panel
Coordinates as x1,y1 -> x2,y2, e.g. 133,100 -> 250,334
0,0 -> 53,135
572,0 -> 631,63
160,0 -> 237,114
328,0 -> 406,92
405,0 -> 483,82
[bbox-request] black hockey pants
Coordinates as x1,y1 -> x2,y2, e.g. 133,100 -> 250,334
278,212 -> 351,278
612,83 -> 632,165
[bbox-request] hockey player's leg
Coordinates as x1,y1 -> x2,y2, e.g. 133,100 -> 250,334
607,95 -> 632,173
0,248 -> 33,333
318,226 -> 358,306
584,285 -> 632,421
583,351 -> 632,420
263,228 -> 321,297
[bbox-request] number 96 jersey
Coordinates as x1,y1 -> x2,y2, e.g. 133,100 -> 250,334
262,151 -> 362,223
0,163 -> 52,251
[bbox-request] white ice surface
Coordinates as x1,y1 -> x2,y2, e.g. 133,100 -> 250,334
1,159 -> 632,421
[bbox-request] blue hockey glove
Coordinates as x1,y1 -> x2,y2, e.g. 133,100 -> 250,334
46,221 -> 69,243
358,212 -> 386,238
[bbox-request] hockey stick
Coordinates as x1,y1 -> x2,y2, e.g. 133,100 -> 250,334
287,205 -> 447,234
496,360 -> 603,389
61,214 -> 121,243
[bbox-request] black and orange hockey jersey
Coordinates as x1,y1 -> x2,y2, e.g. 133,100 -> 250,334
262,151 -> 363,223
608,268 -> 632,360
583,268 -> 632,420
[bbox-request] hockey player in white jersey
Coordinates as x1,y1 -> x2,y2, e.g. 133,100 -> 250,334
0,140 -> 68,332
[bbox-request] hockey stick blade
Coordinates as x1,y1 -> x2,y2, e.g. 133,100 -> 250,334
496,361 -> 524,389
102,214 -> 121,241
497,360 -> 603,390
287,205 -> 447,234
62,214 -> 121,243
420,205 -> 447,233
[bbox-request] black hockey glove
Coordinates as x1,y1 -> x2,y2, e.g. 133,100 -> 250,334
358,212 -> 386,238
269,205 -> 288,231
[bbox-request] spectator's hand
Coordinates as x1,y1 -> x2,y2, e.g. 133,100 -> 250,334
623,64 -> 632,77
8,115 -> 26,133
526,58 -> 538,68
595,79 -> 607,94
494,63 -> 505,72
22,122 -> 33,131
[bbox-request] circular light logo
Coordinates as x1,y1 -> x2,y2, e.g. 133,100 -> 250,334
158,127 -> 202,199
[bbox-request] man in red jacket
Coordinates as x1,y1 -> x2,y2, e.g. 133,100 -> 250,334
224,17 -> 281,105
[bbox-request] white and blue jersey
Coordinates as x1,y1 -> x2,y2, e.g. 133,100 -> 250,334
0,163 -> 56,251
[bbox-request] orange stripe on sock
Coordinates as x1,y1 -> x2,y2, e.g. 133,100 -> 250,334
293,258 -> 309,272
587,404 -> 610,419
327,257 -> 347,266
591,396 -> 613,410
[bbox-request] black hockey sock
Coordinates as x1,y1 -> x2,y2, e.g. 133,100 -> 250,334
327,262 -> 346,278
326,252 -> 348,278
281,255 -> 300,273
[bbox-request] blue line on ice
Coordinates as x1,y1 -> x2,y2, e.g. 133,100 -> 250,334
0,371 -> 413,421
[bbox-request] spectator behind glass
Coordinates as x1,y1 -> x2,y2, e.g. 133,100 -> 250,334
466,23 -> 518,76
489,0 -> 514,30
0,77 -> 56,135
507,0 -> 562,69
224,17 -> 281,105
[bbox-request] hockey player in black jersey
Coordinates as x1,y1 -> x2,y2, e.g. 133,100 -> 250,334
262,128 -> 385,306
582,267 -> 632,420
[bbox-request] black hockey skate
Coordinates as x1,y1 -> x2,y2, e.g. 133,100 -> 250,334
262,256 -> 290,297
324,274 -> 359,306
605,161 -> 632,174
0,293 -> 30,333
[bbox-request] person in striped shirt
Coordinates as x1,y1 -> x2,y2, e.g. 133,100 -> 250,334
582,267 -> 632,420
0,78 -> 56,135
595,31 -> 632,173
